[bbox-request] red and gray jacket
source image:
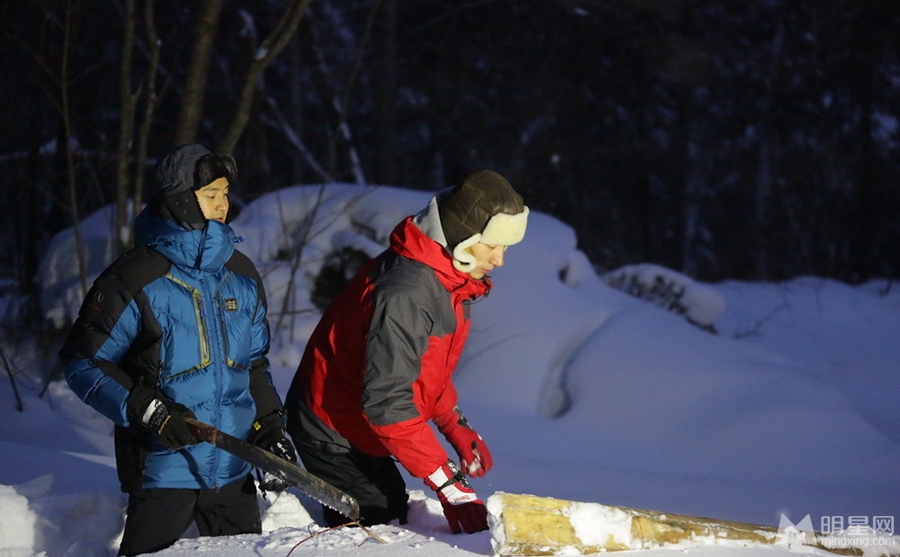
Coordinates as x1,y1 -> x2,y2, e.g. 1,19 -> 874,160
285,211 -> 490,479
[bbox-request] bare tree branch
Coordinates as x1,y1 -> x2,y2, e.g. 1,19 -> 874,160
260,93 -> 332,183
218,0 -> 312,154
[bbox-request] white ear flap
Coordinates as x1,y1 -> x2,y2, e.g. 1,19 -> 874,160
452,234 -> 481,272
480,206 -> 529,246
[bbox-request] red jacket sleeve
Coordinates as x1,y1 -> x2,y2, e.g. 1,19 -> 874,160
370,417 -> 449,478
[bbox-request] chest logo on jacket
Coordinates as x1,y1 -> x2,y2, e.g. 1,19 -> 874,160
224,298 -> 238,312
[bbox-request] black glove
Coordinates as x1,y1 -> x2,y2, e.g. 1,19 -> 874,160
146,400 -> 200,451
128,386 -> 200,451
248,412 -> 298,492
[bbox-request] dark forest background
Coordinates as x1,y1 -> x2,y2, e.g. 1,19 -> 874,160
1,0 -> 898,315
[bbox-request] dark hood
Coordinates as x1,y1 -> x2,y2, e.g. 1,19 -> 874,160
154,143 -> 211,199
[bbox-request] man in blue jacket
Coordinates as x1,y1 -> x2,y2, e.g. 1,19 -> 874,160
60,144 -> 296,556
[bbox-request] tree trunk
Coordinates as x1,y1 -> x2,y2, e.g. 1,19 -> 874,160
847,2 -> 881,282
673,0 -> 695,274
373,0 -> 398,185
134,0 -> 161,213
59,0 -> 88,297
288,34 -> 307,184
174,0 -> 225,146
115,0 -> 138,254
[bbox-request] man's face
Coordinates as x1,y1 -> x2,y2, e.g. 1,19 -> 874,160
465,242 -> 507,279
194,177 -> 230,223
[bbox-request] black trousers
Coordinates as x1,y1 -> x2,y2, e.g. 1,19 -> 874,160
118,474 -> 261,557
294,439 -> 409,527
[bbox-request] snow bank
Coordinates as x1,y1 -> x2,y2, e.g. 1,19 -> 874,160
0,483 -> 38,555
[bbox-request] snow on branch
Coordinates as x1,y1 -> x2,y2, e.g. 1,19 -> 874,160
601,264 -> 726,333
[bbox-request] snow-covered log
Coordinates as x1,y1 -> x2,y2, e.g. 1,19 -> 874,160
487,492 -> 896,557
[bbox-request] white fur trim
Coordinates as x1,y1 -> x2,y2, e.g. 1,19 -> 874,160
480,206 -> 529,247
452,234 -> 481,272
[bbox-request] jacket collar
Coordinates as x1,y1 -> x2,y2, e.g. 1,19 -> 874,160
134,207 -> 235,275
390,213 -> 491,299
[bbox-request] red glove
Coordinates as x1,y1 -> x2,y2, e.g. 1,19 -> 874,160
424,460 -> 489,534
434,406 -> 493,477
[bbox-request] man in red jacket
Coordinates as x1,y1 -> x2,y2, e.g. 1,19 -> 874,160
285,170 -> 528,534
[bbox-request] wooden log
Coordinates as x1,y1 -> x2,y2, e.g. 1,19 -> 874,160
487,492 -> 893,556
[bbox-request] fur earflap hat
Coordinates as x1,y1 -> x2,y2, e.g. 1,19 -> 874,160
439,170 -> 529,272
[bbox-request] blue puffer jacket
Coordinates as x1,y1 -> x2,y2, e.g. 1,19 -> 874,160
62,207 -> 278,491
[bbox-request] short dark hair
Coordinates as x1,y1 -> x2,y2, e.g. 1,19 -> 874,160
194,152 -> 237,190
